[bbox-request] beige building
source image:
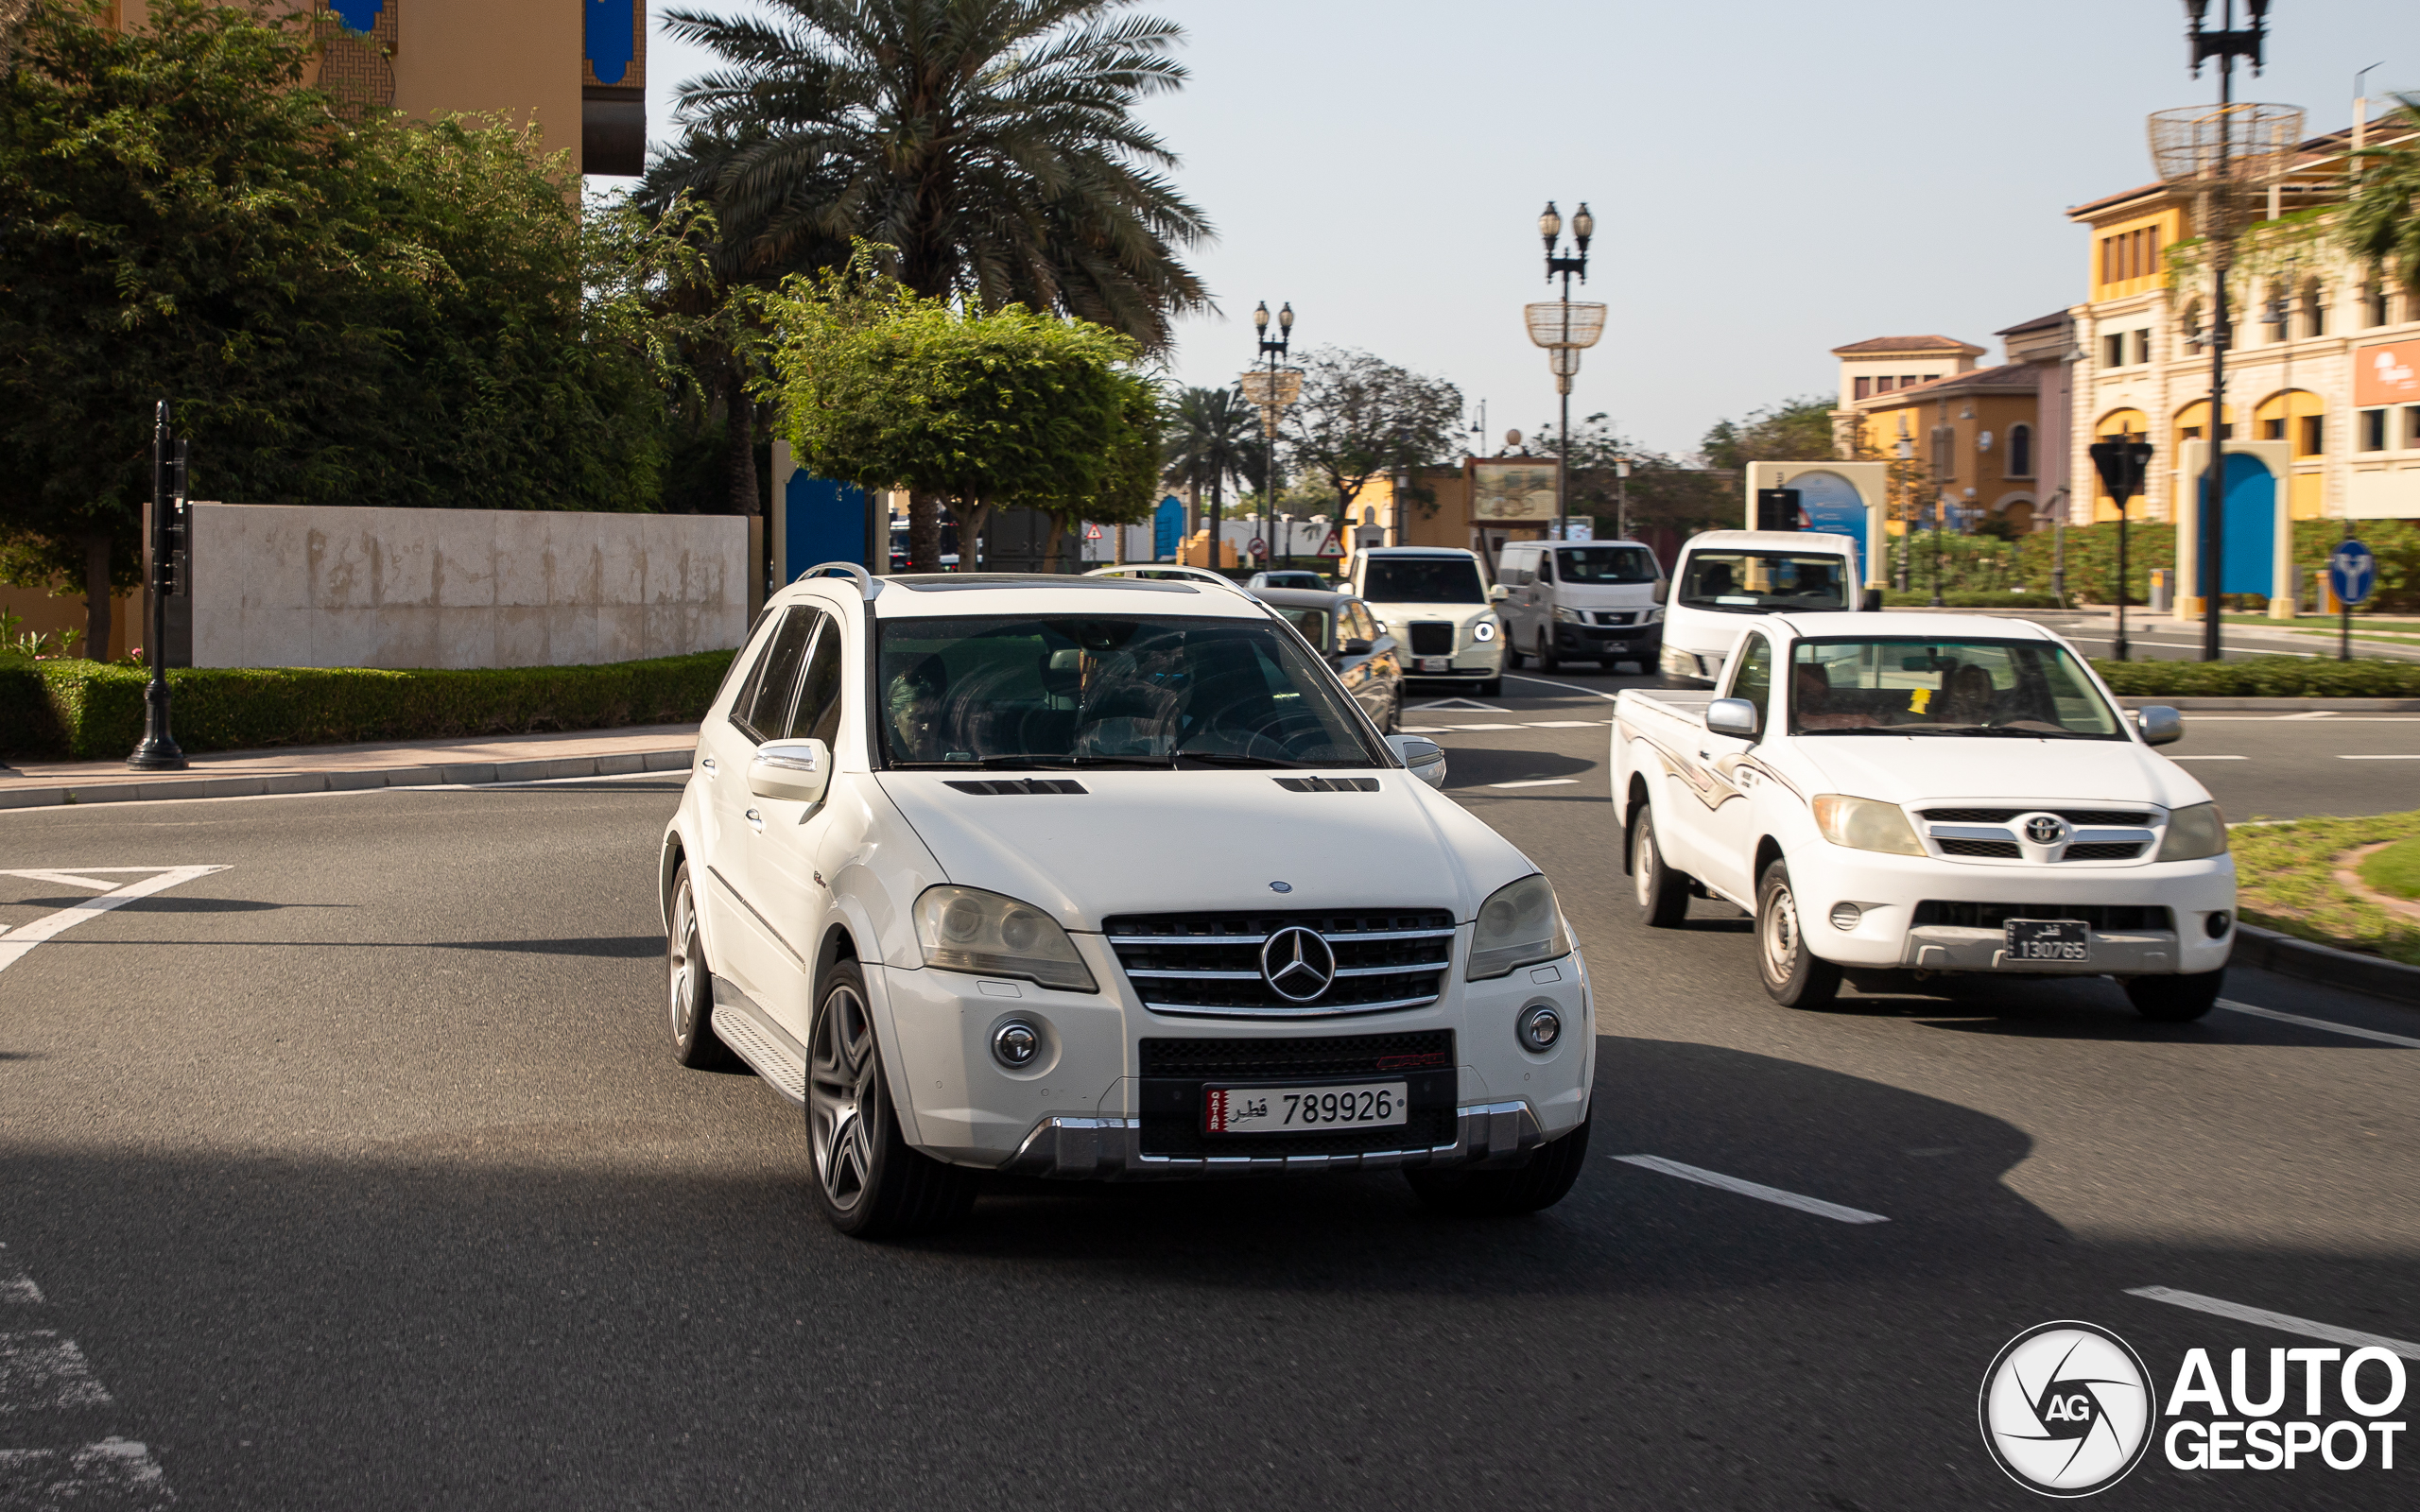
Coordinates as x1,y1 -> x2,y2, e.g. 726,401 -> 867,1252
1831,328 -> 2075,536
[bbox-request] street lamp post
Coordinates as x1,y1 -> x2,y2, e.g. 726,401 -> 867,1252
1526,203 -> 1605,543
128,401 -> 188,771
1241,301 -> 1296,573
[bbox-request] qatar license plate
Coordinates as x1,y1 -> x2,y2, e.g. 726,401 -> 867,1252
1203,1082 -> 1409,1135
2005,919 -> 2090,962
1418,656 -> 1451,673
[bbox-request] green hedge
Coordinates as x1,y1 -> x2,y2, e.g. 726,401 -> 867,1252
6,651 -> 737,760
2090,655 -> 2420,698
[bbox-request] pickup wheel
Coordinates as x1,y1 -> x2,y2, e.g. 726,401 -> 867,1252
807,961 -> 979,1238
1631,809 -> 1690,928
2124,970 -> 2222,1022
1756,858 -> 1842,1009
1405,1117 -> 1590,1216
666,863 -> 736,1070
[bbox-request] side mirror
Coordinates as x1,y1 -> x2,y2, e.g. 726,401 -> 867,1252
1706,697 -> 1759,739
1860,587 -> 1883,611
748,738 -> 832,804
1341,637 -> 1374,656
1652,577 -> 1670,605
1489,583 -> 1511,601
2136,706 -> 2184,747
1386,734 -> 1448,789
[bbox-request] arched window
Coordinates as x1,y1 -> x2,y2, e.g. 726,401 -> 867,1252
2006,424 -> 2033,478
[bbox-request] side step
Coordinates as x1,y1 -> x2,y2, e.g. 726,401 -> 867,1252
709,980 -> 806,1106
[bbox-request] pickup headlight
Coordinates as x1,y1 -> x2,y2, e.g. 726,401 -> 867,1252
1467,874 -> 1571,980
913,885 -> 1098,992
1552,606 -> 1581,624
1811,793 -> 1925,856
2155,801 -> 2229,862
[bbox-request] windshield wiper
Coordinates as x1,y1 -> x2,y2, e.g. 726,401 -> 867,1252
1170,750 -> 1305,768
895,754 -> 1175,770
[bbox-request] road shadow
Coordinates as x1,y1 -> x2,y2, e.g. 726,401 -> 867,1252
1440,747 -> 1596,788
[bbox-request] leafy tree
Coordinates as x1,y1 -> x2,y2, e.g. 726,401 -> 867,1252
765,250 -> 1153,566
1699,394 -> 1839,471
1531,413 -> 1731,542
1279,349 -> 1463,524
0,1 -> 667,651
2342,94 -> 2420,296
1162,385 -> 1254,560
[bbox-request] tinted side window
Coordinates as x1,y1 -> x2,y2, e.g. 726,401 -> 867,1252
1728,636 -> 1772,734
734,608 -> 813,743
1351,604 -> 1379,642
786,611 -> 846,746
1535,555 -> 1555,584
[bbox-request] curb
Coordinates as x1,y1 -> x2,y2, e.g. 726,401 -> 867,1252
0,747 -> 694,811
2233,921 -> 2420,1009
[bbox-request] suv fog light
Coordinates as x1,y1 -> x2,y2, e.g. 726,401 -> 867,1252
1829,902 -> 1862,931
1516,1004 -> 1563,1054
992,1020 -> 1041,1069
2205,911 -> 2232,939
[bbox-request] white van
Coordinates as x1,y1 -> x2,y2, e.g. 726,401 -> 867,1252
1659,529 -> 1866,686
1495,540 -> 1667,673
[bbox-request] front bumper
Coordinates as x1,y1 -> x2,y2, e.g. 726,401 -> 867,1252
1554,622 -> 1660,660
1000,1100 -> 1544,1179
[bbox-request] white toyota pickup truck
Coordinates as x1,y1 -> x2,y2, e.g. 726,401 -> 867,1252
1610,612 -> 2236,1020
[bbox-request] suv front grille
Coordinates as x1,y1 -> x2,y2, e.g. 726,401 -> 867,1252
1140,1030 -> 1452,1078
1912,902 -> 2174,932
1105,908 -> 1456,1019
1408,622 -> 1455,657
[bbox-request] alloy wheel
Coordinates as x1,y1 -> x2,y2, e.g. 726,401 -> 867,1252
668,880 -> 701,1043
1633,826 -> 1656,909
809,985 -> 878,1210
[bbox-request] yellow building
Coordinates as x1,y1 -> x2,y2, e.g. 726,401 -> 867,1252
1835,337 -> 2056,534
112,1 -> 644,176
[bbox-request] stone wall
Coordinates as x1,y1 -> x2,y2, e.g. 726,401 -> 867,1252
190,504 -> 748,669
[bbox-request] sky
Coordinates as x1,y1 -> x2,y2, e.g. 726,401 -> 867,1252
628,1 -> 2419,458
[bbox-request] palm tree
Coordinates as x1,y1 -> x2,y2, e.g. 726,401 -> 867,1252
1163,385 -> 1254,568
2342,95 -> 2420,296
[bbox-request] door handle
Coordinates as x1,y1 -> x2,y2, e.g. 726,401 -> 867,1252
744,807 -> 764,832
1698,749 -> 1712,761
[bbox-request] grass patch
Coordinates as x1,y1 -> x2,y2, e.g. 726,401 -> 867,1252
2090,655 -> 2420,697
5,652 -> 738,761
2359,835 -> 2420,902
2231,810 -> 2420,967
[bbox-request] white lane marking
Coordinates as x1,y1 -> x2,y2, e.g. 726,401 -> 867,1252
1502,673 -> 1620,701
1435,722 -> 1519,730
1,872 -> 123,892
0,1438 -> 174,1509
2125,1286 -> 2420,1360
0,1247 -> 40,1306
1398,726 -> 1450,733
2217,998 -> 2420,1048
1409,697 -> 1507,712
2281,710 -> 2340,719
1611,1155 -> 1889,1224
1522,720 -> 1606,728
0,1332 -> 113,1412
2167,754 -> 2249,761
0,868 -> 227,978
2340,753 -> 2420,759
1487,778 -> 1581,789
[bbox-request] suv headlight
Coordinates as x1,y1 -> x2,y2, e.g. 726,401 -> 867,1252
913,885 -> 1098,992
1467,874 -> 1571,980
2156,801 -> 2229,862
1811,794 -> 1925,856
1471,618 -> 1496,642
1552,606 -> 1581,624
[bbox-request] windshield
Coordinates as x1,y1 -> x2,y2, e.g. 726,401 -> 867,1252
1679,550 -> 1848,612
876,615 -> 1378,768
1363,558 -> 1484,604
1554,545 -> 1659,584
1789,638 -> 2125,739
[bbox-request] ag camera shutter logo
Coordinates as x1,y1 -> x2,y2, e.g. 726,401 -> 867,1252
1979,1321 -> 2156,1496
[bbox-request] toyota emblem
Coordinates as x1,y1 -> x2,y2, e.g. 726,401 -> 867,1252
1260,925 -> 1336,1002
2024,815 -> 2069,846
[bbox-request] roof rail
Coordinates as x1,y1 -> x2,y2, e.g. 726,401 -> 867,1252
797,561 -> 877,599
1081,564 -> 1250,595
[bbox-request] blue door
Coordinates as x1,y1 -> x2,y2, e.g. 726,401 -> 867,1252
2197,453 -> 2274,597
783,475 -> 871,580
1152,495 -> 1184,560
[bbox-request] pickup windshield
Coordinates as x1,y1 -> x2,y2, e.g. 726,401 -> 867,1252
1789,638 -> 2125,739
877,615 -> 1379,768
1363,558 -> 1485,604
1679,551 -> 1848,612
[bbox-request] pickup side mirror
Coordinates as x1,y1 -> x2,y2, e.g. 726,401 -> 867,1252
2136,706 -> 2184,747
1386,734 -> 1448,788
748,738 -> 832,804
1488,583 -> 1511,601
1705,697 -> 1759,739
1652,576 -> 1670,605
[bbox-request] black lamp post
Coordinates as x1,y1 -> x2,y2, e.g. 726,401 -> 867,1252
1253,300 -> 1294,571
1537,201 -> 1595,543
128,401 -> 188,771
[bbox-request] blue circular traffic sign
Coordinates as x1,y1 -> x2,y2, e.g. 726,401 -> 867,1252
2328,540 -> 2377,608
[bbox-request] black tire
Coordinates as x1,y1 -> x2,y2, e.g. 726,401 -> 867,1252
1506,638 -> 1527,670
1476,678 -> 1502,698
1630,808 -> 1690,928
1755,858 -> 1842,1009
806,961 -> 979,1238
2125,970 -> 2222,1022
666,862 -> 737,1069
1406,1117 -> 1591,1216
1535,629 -> 1561,674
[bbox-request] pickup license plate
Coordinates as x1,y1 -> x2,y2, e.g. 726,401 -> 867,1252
1203,1081 -> 1409,1135
1418,656 -> 1451,673
2005,919 -> 2090,962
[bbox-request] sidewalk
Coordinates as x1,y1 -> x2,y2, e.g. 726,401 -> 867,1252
0,724 -> 700,811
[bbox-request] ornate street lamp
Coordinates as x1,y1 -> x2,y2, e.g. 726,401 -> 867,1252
2151,0 -> 2298,660
1525,202 -> 1606,543
1237,301 -> 1300,573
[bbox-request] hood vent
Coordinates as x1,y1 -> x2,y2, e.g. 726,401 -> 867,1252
1273,777 -> 1380,793
943,778 -> 1088,796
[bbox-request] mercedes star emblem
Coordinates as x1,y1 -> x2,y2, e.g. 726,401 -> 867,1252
2024,815 -> 2069,846
1260,925 -> 1336,1002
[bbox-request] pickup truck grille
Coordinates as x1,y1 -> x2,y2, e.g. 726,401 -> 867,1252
1921,807 -> 2154,827
1939,838 -> 2021,859
1408,622 -> 1456,657
2063,842 -> 2147,861
1105,908 -> 1456,1018
1913,902 -> 2174,932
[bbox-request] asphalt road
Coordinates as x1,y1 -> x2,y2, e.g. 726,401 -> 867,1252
2,707 -> 2415,1509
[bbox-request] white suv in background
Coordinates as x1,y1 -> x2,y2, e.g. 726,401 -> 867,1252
1344,547 -> 1506,696
659,566 -> 1595,1236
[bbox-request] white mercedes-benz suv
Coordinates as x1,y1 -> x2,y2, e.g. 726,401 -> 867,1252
659,565 -> 1595,1237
